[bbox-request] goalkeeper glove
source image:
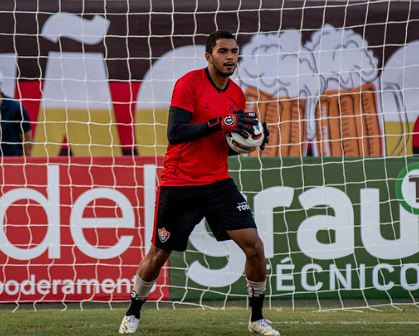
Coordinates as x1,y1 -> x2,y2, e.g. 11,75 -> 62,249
207,110 -> 258,138
260,122 -> 270,150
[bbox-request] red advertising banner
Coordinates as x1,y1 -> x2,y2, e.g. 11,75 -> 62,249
0,157 -> 166,302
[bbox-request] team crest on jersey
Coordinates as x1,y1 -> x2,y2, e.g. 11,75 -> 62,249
158,227 -> 171,243
229,103 -> 238,113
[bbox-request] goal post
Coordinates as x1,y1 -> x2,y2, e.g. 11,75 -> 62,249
0,0 -> 418,310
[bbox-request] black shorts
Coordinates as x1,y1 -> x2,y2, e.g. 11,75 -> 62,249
152,178 -> 256,251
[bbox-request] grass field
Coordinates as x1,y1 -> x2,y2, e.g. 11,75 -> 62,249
0,303 -> 418,336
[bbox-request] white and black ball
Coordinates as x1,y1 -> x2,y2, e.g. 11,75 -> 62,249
225,120 -> 264,154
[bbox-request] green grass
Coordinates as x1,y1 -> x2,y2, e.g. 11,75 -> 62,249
0,303 -> 418,336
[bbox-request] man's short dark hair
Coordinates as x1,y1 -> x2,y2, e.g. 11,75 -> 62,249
206,31 -> 236,53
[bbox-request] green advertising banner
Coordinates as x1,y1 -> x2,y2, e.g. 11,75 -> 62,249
170,157 -> 419,302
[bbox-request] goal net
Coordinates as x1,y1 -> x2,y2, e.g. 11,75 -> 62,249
0,0 -> 418,311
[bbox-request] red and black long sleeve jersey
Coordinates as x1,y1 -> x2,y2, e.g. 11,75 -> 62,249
160,68 -> 246,186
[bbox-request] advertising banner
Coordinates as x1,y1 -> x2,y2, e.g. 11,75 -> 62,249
0,158 -> 418,303
170,157 -> 419,301
0,157 -> 166,302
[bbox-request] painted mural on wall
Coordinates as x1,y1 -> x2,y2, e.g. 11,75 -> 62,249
239,25 -> 383,157
238,25 -> 419,157
0,1 -> 418,157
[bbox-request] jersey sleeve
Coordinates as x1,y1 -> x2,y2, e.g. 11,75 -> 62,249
170,74 -> 196,114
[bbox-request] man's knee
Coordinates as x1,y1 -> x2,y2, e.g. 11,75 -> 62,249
244,237 -> 265,260
228,228 -> 265,259
145,246 -> 170,268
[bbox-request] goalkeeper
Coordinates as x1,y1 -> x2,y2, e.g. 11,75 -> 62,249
119,30 -> 278,335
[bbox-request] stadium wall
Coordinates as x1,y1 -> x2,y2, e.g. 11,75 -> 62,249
0,1 -> 418,156
0,1 -> 418,304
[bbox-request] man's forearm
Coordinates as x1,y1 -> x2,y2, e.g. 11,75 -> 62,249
167,106 -> 215,145
22,131 -> 32,156
23,142 -> 32,156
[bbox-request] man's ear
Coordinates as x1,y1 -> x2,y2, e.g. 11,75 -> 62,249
205,52 -> 212,64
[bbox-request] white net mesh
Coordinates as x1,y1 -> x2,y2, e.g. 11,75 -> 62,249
0,0 -> 418,310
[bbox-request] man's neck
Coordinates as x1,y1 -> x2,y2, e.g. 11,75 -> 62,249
207,66 -> 229,90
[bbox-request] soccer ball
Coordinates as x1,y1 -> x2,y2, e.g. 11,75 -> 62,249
225,120 -> 264,154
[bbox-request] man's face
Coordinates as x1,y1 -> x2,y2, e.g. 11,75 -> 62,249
206,38 -> 239,77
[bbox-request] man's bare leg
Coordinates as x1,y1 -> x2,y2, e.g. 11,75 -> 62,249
119,245 -> 171,333
228,228 -> 280,335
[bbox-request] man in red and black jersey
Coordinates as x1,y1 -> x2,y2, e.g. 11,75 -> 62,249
119,31 -> 279,336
